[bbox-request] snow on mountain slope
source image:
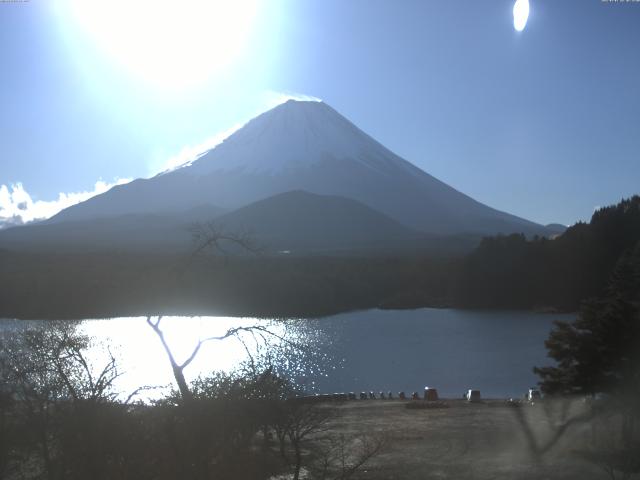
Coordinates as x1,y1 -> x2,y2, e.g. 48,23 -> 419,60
49,99 -> 549,236
184,99 -> 417,177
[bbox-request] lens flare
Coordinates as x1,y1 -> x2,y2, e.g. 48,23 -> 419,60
513,0 -> 530,32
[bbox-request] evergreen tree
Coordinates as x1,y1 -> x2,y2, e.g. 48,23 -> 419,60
457,195 -> 640,310
534,242 -> 640,396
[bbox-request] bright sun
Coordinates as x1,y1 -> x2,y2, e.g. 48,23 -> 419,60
66,0 -> 259,91
513,0 -> 530,32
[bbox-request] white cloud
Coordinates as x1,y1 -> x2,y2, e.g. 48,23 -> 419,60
0,178 -> 131,230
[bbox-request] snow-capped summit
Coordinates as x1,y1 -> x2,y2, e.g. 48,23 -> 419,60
48,98 -> 550,237
186,100 -> 414,177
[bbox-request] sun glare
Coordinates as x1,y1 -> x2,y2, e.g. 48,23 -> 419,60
66,0 -> 259,91
513,0 -> 530,32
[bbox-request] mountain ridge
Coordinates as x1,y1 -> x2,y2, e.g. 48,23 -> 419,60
46,99 -> 552,237
0,190 -> 430,254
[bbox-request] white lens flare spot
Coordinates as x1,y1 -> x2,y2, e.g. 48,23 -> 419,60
65,0 -> 259,91
513,0 -> 530,32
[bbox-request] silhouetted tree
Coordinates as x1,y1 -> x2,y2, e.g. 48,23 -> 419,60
277,401 -> 334,480
534,243 -> 640,397
311,432 -> 387,480
532,242 -> 640,476
0,322 -> 121,479
147,316 -> 297,404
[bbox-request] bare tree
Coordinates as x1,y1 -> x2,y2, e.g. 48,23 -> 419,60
148,223 -> 300,403
313,432 -> 387,480
146,223 -> 342,479
146,316 -> 291,403
47,325 -> 120,404
188,221 -> 261,262
271,400 -> 386,480
0,322 -> 121,480
275,401 -> 334,480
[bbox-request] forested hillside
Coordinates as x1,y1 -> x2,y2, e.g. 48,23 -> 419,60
456,196 -> 640,310
2,196 -> 638,319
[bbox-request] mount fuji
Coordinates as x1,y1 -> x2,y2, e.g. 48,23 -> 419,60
3,100 -> 555,253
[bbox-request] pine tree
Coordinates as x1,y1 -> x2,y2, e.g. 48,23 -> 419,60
534,242 -> 640,396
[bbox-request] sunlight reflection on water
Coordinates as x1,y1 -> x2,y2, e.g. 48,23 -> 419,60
1,309 -> 571,401
0,316 -> 330,403
82,316 -> 287,400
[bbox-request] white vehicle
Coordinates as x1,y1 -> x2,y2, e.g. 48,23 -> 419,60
465,389 -> 481,402
526,388 -> 542,402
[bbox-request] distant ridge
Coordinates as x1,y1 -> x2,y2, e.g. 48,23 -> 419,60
214,190 -> 424,253
0,191 -> 426,254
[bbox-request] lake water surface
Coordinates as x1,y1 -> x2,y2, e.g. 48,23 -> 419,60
1,308 -> 572,400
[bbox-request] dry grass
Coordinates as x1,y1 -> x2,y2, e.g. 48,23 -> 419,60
322,399 -> 606,480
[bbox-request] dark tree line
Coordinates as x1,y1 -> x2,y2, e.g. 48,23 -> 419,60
1,196 -> 638,320
457,196 -> 640,310
0,252 -> 457,320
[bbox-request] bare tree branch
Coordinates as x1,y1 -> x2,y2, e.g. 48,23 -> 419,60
124,384 -> 167,405
146,315 -> 305,404
188,221 -> 262,262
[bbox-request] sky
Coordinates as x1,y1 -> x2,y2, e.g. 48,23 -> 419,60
0,0 -> 639,227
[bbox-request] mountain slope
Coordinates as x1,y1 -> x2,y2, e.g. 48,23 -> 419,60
0,205 -> 225,253
214,190 -> 424,253
49,99 -> 549,236
0,192 -> 427,254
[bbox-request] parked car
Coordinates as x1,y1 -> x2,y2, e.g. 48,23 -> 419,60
526,388 -> 542,402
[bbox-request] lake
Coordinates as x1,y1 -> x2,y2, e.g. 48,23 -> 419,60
0,308 -> 572,400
